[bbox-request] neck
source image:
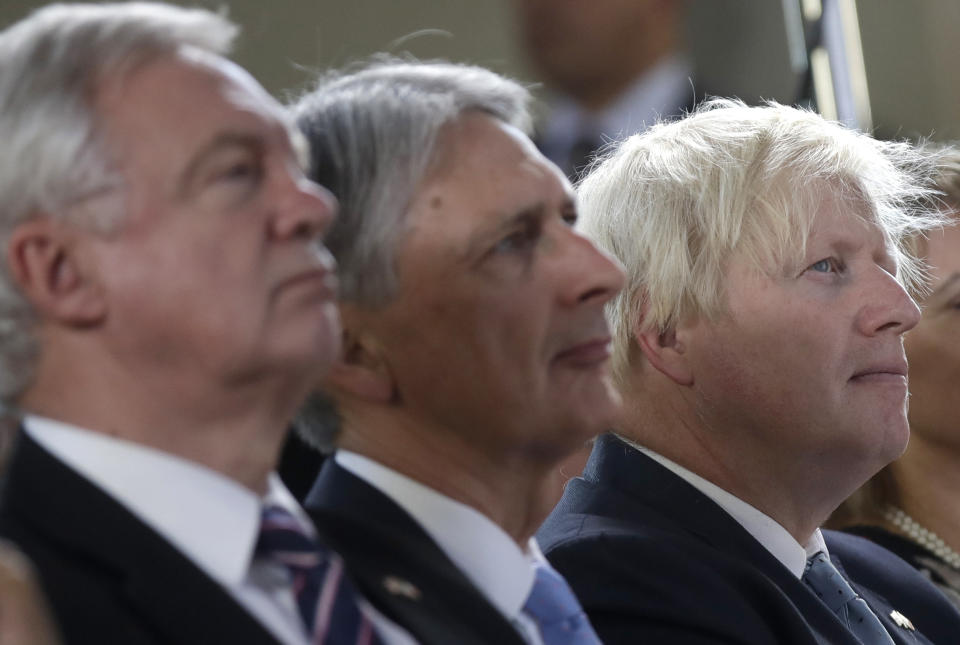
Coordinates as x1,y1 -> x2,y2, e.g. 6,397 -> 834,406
339,408 -> 560,544
617,373 -> 841,545
23,355 -> 310,495
888,433 -> 960,554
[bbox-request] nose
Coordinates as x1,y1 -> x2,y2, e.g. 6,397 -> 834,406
857,267 -> 921,336
557,227 -> 626,308
271,169 -> 338,242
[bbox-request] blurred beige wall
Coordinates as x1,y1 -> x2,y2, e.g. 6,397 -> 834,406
858,1 -> 960,141
0,0 -> 531,98
0,0 -> 957,141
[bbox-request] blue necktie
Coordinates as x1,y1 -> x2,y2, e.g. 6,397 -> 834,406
802,551 -> 894,644
523,563 -> 601,645
256,505 -> 381,644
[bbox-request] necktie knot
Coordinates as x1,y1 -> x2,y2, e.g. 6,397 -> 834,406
802,551 -> 894,645
256,505 -> 379,644
256,505 -> 326,575
523,563 -> 600,644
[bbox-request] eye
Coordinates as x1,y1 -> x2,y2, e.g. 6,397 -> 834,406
219,159 -> 262,184
561,210 -> 578,227
492,217 -> 542,255
807,257 -> 842,274
494,225 -> 539,254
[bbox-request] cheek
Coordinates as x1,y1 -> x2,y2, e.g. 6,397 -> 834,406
698,321 -> 833,416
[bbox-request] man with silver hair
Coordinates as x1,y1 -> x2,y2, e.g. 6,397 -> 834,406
538,99 -> 960,643
291,59 -> 625,644
0,4 -> 387,643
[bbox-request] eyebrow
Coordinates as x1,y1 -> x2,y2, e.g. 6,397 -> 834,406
176,131 -> 264,198
461,196 -> 578,262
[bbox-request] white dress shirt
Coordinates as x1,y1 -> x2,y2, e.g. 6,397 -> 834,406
619,440 -> 827,578
337,450 -> 556,645
23,415 -> 412,645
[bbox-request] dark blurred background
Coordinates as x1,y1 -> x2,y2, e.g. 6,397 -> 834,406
2,0 -> 956,143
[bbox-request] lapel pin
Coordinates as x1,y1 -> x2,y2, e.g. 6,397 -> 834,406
889,610 -> 915,631
382,575 -> 422,601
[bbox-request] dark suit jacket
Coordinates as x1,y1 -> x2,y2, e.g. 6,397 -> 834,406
0,431 -> 282,644
304,459 -> 528,645
537,434 -> 960,644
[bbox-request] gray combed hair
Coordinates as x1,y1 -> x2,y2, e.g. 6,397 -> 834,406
0,2 -> 237,405
578,98 -> 946,386
290,57 -> 532,307
289,58 -> 532,452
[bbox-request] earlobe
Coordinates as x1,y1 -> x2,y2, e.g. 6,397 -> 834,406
6,218 -> 106,325
633,301 -> 695,386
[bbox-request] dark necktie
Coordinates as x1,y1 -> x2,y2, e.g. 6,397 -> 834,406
256,505 -> 380,644
802,551 -> 894,644
523,562 -> 601,644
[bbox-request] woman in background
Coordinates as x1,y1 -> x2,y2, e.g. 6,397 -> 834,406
828,150 -> 960,607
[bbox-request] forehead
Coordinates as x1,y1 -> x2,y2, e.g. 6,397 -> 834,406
754,186 -> 893,275
805,190 -> 891,255
94,47 -> 298,175
406,113 -> 573,240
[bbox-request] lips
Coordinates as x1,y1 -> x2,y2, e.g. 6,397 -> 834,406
850,361 -> 908,383
275,245 -> 339,302
553,336 -> 613,368
276,266 -> 339,302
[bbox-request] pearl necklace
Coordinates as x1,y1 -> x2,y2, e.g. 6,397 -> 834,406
884,506 -> 960,570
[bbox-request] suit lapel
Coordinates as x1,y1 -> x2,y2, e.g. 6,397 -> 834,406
580,434 -> 865,645
305,460 -> 528,645
2,432 -> 280,645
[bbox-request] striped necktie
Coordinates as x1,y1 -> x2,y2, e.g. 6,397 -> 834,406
523,563 -> 601,644
256,505 -> 380,644
802,551 -> 895,644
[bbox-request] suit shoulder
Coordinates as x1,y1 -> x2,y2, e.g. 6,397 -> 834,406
544,527 -> 791,644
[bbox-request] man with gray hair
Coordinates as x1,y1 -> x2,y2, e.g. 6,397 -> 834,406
537,98 -> 960,643
291,59 -> 625,645
0,4 -> 385,643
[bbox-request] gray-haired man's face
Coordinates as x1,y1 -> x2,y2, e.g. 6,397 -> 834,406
79,48 -> 341,389
354,112 -> 626,458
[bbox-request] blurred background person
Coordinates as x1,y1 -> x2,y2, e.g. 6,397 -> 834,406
513,0 -> 697,179
828,148 -> 960,609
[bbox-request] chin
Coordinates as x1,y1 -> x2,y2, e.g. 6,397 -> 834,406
876,419 -> 911,464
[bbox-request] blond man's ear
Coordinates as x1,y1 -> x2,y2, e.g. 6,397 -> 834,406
632,297 -> 694,387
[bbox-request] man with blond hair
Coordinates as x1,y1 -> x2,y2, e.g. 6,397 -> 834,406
538,99 -> 960,644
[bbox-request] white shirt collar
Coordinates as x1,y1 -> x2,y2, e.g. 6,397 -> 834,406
23,414 -> 307,587
542,54 -> 693,153
335,451 -> 537,622
622,440 -> 826,578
